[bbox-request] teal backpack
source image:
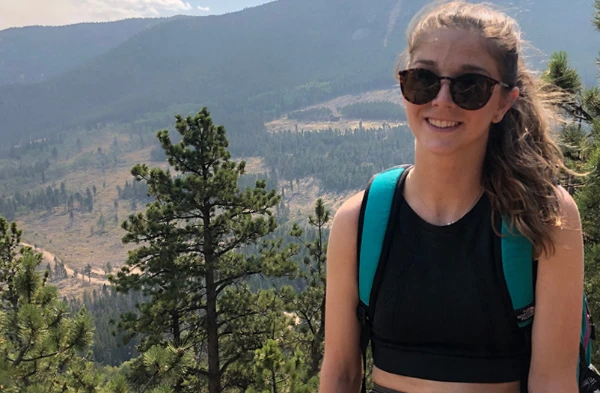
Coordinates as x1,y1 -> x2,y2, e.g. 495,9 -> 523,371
356,165 -> 599,393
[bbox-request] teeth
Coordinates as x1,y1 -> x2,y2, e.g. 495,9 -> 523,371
428,118 -> 460,128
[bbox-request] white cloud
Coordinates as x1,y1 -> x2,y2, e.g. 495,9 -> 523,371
198,6 -> 210,12
0,0 -> 200,30
147,7 -> 161,16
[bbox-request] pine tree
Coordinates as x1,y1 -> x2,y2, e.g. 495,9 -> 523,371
544,2 -> 600,363
111,108 -> 297,392
289,198 -> 330,377
0,218 -> 95,390
542,50 -> 589,195
247,339 -> 313,393
568,7 -> 600,339
104,262 -> 113,276
97,212 -> 106,233
86,187 -> 94,212
84,263 -> 93,283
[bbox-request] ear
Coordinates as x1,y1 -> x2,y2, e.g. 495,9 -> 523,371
493,86 -> 520,124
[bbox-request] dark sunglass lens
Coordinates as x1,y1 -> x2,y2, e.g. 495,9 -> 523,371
451,74 -> 494,110
400,69 -> 440,105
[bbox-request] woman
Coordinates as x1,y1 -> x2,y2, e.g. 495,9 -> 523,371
319,1 -> 584,393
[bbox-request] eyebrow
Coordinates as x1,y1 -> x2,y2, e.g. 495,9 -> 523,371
411,59 -> 492,77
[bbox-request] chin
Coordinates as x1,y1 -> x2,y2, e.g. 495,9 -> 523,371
412,126 -> 490,158
412,129 -> 465,156
419,142 -> 463,156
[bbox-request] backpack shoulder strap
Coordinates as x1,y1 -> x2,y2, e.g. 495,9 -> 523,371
500,219 -> 535,328
501,220 -> 600,390
356,164 -> 410,393
582,294 -> 595,367
499,219 -> 536,393
358,164 -> 410,307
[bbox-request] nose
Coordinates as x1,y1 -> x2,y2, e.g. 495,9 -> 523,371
431,80 -> 456,108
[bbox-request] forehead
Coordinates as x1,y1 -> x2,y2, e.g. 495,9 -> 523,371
409,28 -> 500,78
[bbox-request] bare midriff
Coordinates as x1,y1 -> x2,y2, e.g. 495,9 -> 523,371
373,366 -> 521,393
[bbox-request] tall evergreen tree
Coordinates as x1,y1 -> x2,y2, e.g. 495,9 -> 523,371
544,2 -> 600,362
110,108 -> 297,392
84,263 -> 93,283
573,1 -> 600,333
289,198 -> 329,377
0,218 -> 95,390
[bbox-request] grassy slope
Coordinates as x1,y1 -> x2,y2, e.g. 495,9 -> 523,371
265,88 -> 406,132
13,89 -> 395,296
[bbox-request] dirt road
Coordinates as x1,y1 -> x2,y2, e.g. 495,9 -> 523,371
21,242 -> 110,286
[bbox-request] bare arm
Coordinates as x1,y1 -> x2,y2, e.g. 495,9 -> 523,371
528,186 -> 584,393
319,191 -> 365,393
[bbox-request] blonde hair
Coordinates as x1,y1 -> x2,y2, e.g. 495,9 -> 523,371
397,1 -> 572,257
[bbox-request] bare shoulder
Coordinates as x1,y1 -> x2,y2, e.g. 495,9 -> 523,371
555,185 -> 581,231
319,190 -> 366,388
331,190 -> 365,232
536,184 -> 583,263
326,190 -> 365,271
528,188 -> 584,390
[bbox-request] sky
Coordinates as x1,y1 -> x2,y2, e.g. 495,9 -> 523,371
0,0 -> 274,31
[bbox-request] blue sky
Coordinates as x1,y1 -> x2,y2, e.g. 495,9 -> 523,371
0,0 -> 273,31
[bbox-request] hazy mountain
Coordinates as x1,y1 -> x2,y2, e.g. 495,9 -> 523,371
0,17 -> 176,86
0,0 -> 597,142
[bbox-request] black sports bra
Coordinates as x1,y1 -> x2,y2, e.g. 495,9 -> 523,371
369,174 -> 530,383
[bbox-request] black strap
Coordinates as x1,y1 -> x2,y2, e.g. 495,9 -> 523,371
356,165 -> 411,393
357,303 -> 370,393
515,259 -> 535,393
519,325 -> 533,393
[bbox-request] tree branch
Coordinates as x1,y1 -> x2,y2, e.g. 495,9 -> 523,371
219,352 -> 244,375
215,270 -> 261,295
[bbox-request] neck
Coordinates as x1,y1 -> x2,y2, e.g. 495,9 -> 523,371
405,144 -> 486,225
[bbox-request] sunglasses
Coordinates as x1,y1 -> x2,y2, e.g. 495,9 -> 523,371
398,68 -> 512,111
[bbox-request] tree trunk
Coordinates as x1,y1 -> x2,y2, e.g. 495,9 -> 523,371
271,366 -> 278,393
204,204 -> 221,393
310,292 -> 326,376
206,256 -> 220,393
172,311 -> 181,347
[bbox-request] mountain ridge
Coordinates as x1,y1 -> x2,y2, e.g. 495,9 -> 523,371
0,0 -> 597,144
0,16 -> 178,86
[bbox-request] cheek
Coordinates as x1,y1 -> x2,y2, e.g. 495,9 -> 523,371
471,99 -> 499,127
403,101 -> 421,120
466,110 -> 495,134
403,104 -> 424,132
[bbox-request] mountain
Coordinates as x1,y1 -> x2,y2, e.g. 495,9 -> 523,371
514,0 -> 599,83
0,17 -> 175,86
0,0 -> 597,143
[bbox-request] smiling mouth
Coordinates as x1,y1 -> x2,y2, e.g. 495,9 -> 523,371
426,118 -> 462,129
